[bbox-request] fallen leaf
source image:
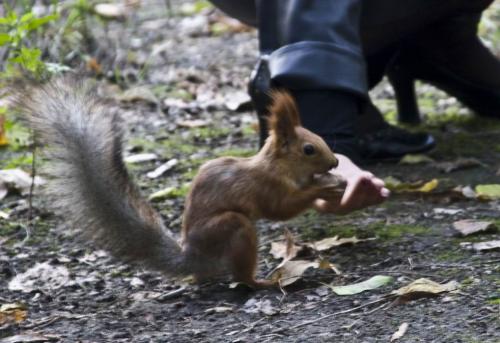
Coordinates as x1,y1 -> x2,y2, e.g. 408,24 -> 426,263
399,154 -> 434,165
94,3 -> 128,19
436,158 -> 483,173
243,298 -> 278,316
460,185 -> 477,199
86,57 -> 102,74
8,262 -> 71,293
179,15 -> 209,36
417,179 -> 439,193
393,278 -> 459,303
453,220 -> 497,236
146,159 -> 178,179
225,91 -> 252,111
270,260 -> 319,287
391,322 -> 409,342
433,208 -> 463,215
475,184 -> 500,200
0,169 -> 45,198
130,277 -> 144,287
204,306 -> 233,314
269,229 -> 302,261
327,275 -> 393,296
118,86 -> 158,105
307,235 -> 367,252
384,177 -> 439,193
148,183 -> 190,202
0,114 -> 7,146
0,210 -> 9,219
176,119 -> 211,128
270,259 -> 337,287
124,153 -> 158,164
0,334 -> 59,343
0,303 -> 27,325
461,240 -> 500,252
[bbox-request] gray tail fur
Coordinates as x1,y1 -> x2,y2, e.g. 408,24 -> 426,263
13,76 -> 189,275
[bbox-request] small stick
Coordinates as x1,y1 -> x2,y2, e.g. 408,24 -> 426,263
282,296 -> 393,331
24,135 -> 36,243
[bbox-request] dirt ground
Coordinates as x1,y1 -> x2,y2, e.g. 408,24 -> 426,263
1,1 -> 499,342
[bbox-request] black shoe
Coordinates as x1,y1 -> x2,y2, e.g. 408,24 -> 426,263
357,102 -> 436,162
249,57 -> 436,162
387,13 -> 500,124
358,125 -> 436,162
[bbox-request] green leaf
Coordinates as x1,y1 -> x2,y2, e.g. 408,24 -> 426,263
0,33 -> 11,46
0,12 -> 18,26
328,275 -> 393,295
475,184 -> 500,199
26,14 -> 59,31
20,12 -> 34,23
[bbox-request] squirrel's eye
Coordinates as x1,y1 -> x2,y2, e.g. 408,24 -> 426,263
303,144 -> 315,156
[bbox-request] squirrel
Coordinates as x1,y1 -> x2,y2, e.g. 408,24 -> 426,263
14,76 -> 346,288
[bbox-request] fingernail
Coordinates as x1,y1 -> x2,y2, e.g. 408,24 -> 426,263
381,188 -> 390,197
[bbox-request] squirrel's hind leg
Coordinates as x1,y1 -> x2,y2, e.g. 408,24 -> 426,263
187,211 -> 276,288
220,212 -> 276,289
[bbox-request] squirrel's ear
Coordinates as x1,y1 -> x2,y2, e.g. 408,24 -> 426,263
267,90 -> 301,146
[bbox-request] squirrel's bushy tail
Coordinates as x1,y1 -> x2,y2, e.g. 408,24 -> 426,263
14,76 -> 188,275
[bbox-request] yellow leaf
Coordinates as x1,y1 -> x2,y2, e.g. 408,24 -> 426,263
417,179 -> 439,193
0,115 -> 8,146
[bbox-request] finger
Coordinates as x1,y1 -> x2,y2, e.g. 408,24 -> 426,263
371,177 -> 385,189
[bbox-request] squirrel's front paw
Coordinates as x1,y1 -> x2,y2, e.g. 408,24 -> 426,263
313,173 -> 346,188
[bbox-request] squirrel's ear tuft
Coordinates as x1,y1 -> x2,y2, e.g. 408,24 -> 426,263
267,90 -> 301,145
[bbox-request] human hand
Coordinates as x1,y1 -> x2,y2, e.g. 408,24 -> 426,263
313,154 -> 389,215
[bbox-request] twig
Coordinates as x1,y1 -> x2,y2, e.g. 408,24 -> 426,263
24,139 -> 36,243
277,296 -> 393,332
239,317 -> 266,334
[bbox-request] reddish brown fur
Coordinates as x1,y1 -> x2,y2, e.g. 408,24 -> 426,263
182,90 -> 344,287
20,78 -> 345,289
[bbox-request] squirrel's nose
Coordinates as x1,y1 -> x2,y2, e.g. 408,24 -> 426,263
330,158 -> 339,169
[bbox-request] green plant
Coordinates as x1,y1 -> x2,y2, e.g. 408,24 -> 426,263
0,5 -> 60,79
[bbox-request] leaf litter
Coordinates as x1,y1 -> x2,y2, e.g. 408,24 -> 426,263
267,230 -> 368,286
452,219 -> 497,236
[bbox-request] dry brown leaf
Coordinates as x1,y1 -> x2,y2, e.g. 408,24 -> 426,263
391,322 -> 409,342
453,220 -> 497,236
118,86 -> 158,105
393,278 -> 459,303
270,259 -> 337,287
269,229 -> 302,261
0,303 -> 27,325
436,158 -> 483,173
86,57 -> 102,74
307,235 -> 367,251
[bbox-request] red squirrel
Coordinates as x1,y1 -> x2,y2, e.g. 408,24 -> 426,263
15,77 -> 345,288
